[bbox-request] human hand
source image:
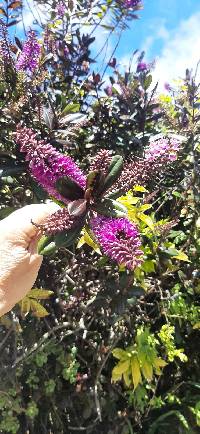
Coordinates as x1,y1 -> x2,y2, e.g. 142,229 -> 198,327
0,203 -> 59,316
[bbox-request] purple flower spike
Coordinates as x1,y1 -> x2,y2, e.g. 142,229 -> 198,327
14,125 -> 86,203
16,30 -> 41,74
0,21 -> 11,62
137,62 -> 147,72
91,216 -> 143,270
145,137 -> 180,162
41,208 -> 80,235
56,1 -> 66,18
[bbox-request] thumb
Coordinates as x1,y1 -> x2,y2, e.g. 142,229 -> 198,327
0,203 -> 60,247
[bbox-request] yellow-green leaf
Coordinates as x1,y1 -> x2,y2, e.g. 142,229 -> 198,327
112,360 -> 130,378
153,357 -> 167,368
112,348 -> 129,360
20,297 -> 31,315
123,367 -> 132,387
193,322 -> 200,329
28,288 -> 54,300
133,185 -> 148,193
139,204 -> 152,212
77,228 -> 101,254
141,360 -> 153,381
137,213 -> 154,231
171,251 -> 190,262
30,300 -> 50,318
131,355 -> 142,390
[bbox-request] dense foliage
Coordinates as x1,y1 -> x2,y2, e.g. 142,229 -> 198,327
0,1 -> 200,433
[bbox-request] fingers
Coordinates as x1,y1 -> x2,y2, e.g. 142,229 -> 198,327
0,250 -> 43,316
0,203 -> 60,246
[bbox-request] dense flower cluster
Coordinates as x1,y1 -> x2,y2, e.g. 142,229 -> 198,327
137,62 -> 148,72
90,150 -> 112,175
113,137 -> 180,193
91,216 -> 143,270
42,208 -> 81,235
0,21 -> 10,62
56,1 -> 66,18
145,137 -> 180,162
16,30 -> 41,73
14,124 -> 86,202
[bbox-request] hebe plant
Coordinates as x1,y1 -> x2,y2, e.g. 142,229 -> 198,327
0,0 -> 200,433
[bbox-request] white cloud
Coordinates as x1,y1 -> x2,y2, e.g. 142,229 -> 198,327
118,11 -> 200,91
153,11 -> 200,89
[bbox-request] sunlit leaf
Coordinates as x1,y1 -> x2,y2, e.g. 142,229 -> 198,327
131,355 -> 142,390
30,300 -> 50,318
112,360 -> 130,378
28,288 -> 54,300
141,360 -> 153,381
77,228 -> 101,254
112,348 -> 128,360
132,185 -> 148,193
137,213 -> 154,230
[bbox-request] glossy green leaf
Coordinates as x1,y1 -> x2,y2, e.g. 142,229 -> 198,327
56,176 -> 84,200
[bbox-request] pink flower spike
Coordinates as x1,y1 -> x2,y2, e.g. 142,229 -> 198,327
91,216 -> 143,270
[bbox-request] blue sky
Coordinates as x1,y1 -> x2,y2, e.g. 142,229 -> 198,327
110,0 -> 200,88
118,0 -> 200,59
18,0 -> 200,89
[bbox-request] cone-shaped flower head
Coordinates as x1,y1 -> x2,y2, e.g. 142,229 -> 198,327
16,30 -> 41,73
90,149 -> 112,175
56,1 -> 66,18
91,216 -> 143,269
41,208 -> 81,235
14,124 -> 86,203
111,136 -> 180,194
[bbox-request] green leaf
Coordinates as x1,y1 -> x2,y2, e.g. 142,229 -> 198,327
38,235 -> 54,254
141,259 -> 155,273
131,356 -> 142,390
38,241 -> 57,256
94,198 -> 127,218
143,75 -> 152,90
112,360 -> 130,378
28,289 -> 54,300
133,185 -> 148,193
86,171 -> 105,195
56,176 -> 84,200
30,300 -> 50,318
101,155 -> 123,193
54,224 -> 83,248
137,213 -> 154,230
112,348 -> 129,360
61,103 -> 80,116
39,224 -> 84,256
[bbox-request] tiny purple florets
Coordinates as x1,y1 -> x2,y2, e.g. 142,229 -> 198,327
137,62 -> 147,72
16,30 -> 41,73
91,216 -> 143,270
145,137 -> 180,162
0,21 -> 11,62
14,124 -> 86,203
56,1 -> 66,18
124,0 -> 141,8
